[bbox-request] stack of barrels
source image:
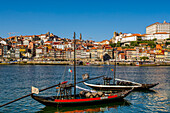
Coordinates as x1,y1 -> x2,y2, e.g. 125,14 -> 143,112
79,91 -> 105,98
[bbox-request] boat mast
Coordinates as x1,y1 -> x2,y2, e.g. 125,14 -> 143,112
73,32 -> 76,98
113,48 -> 117,84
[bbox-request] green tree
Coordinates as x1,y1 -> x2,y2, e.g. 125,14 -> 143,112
148,41 -> 156,48
117,41 -> 121,47
110,41 -> 121,47
125,44 -> 130,47
137,38 -> 142,41
140,56 -> 149,61
153,38 -> 157,41
110,43 -> 117,48
130,41 -> 138,46
166,41 -> 170,45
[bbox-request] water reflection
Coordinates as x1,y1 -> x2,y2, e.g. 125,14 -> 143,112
37,99 -> 131,113
134,89 -> 157,93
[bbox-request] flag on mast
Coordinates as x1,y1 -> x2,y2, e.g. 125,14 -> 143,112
31,86 -> 39,94
68,69 -> 72,73
110,69 -> 114,71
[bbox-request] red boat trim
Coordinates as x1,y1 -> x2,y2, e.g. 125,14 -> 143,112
54,95 -> 117,102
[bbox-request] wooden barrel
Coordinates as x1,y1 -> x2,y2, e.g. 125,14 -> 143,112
79,91 -> 87,95
97,92 -> 105,97
85,92 -> 93,98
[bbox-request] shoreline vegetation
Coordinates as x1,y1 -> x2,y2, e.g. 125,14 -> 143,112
0,61 -> 170,66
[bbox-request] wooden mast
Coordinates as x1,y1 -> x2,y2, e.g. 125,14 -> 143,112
73,32 -> 76,98
113,48 -> 117,84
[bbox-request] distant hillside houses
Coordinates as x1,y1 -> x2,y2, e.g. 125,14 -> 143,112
112,21 -> 170,44
112,32 -> 170,43
0,21 -> 170,62
0,32 -> 114,62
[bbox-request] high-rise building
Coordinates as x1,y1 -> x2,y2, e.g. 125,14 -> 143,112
146,21 -> 170,34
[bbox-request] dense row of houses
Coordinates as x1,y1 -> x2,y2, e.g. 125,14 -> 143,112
113,45 -> 170,62
0,31 -> 170,62
0,32 -> 113,62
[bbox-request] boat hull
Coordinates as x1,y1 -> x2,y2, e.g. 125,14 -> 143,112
136,83 -> 159,90
31,89 -> 132,107
83,82 -> 159,91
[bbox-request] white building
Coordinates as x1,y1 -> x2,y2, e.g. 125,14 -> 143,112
141,34 -> 155,40
0,40 -> 7,45
114,33 -> 132,43
153,32 -> 170,40
23,40 -> 30,46
52,42 -> 65,50
142,32 -> 170,40
23,36 -> 33,40
146,21 -> 170,34
39,34 -> 47,40
121,34 -> 141,43
36,47 -> 43,58
114,32 -> 170,43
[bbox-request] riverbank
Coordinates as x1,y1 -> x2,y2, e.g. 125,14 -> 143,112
0,61 -> 170,66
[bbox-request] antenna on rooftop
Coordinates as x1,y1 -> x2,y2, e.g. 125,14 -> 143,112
7,32 -> 19,37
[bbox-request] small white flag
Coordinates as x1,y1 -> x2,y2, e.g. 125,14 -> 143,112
82,73 -> 89,80
31,86 -> 39,94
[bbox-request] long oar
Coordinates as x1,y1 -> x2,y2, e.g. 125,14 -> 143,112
0,83 -> 61,108
0,75 -> 105,107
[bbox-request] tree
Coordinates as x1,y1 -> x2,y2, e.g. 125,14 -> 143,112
117,41 -> 121,47
166,41 -> 170,45
137,38 -> 142,41
125,44 -> 130,47
110,41 -> 121,47
130,41 -> 138,46
110,43 -> 117,48
148,41 -> 156,48
140,56 -> 149,61
153,38 -> 157,41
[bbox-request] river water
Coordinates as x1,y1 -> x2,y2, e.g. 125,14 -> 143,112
0,65 -> 169,113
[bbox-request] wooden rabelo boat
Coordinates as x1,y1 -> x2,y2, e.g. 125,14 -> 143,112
83,77 -> 159,91
83,48 -> 159,91
31,33 -> 133,107
31,83 -> 133,107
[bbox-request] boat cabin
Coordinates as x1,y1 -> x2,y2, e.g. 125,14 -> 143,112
57,83 -> 73,99
103,77 -> 112,85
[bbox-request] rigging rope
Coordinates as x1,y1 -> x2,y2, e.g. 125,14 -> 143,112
70,66 -> 73,83
76,85 -> 96,93
62,66 -> 67,82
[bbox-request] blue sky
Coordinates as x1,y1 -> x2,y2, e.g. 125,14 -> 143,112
0,0 -> 170,41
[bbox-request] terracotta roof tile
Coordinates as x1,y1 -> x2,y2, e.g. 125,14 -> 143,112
154,32 -> 169,34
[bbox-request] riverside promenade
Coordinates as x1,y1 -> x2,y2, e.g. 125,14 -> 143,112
0,61 -> 170,66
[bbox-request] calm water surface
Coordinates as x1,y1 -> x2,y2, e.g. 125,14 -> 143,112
0,65 -> 169,113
